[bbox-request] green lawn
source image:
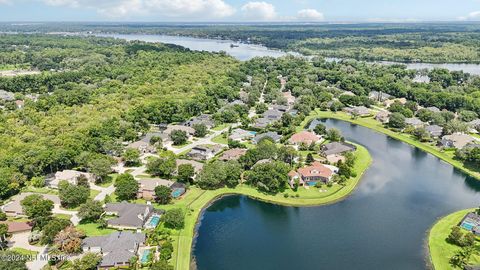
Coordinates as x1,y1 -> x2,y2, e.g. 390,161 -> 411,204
171,141 -> 192,149
77,222 -> 116,237
22,186 -> 58,195
211,124 -> 230,131
10,248 -> 38,260
89,189 -> 101,199
54,213 -> 72,220
97,174 -> 117,188
428,209 -> 480,269
168,143 -> 371,270
303,109 -> 480,180
211,134 -> 228,144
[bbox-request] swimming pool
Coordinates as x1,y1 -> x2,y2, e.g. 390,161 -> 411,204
172,188 -> 185,198
461,222 -> 475,231
140,249 -> 151,264
149,216 -> 160,227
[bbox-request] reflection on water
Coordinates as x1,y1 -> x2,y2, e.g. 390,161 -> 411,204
193,119 -> 480,270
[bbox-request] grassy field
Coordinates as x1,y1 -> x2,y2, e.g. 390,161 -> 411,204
303,109 -> 480,180
428,209 -> 480,269
10,247 -> 38,260
77,222 -> 117,237
167,143 -> 371,270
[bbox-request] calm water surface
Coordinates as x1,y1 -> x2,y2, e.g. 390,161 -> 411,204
104,34 -> 480,74
192,119 -> 480,270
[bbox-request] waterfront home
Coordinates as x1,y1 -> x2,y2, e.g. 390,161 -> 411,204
104,202 -> 160,230
321,142 -> 357,158
288,162 -> 337,187
375,110 -> 391,124
183,114 -> 214,129
229,128 -> 255,142
187,144 -> 223,160
405,117 -> 425,129
137,178 -> 186,200
459,212 -> 480,235
288,131 -> 320,146
1,192 -> 61,217
82,231 -> 146,269
219,148 -> 247,161
0,90 -> 15,101
343,106 -> 371,117
369,91 -> 392,102
0,221 -> 32,236
425,125 -> 443,138
47,170 -> 95,188
441,133 -> 476,149
164,125 -> 195,136
253,132 -> 282,144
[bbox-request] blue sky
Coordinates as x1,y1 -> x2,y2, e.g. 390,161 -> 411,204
0,0 -> 479,22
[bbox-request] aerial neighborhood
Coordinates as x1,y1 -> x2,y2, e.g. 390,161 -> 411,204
0,30 -> 480,270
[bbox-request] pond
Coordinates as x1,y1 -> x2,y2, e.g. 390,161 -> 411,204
192,119 -> 480,270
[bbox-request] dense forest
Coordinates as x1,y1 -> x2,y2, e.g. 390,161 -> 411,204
2,22 -> 480,63
0,34 -> 242,200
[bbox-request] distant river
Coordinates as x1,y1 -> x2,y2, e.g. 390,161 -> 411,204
192,119 -> 480,270
103,33 -> 480,74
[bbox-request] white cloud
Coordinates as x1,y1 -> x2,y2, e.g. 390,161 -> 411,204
296,9 -> 324,21
42,0 -> 235,19
458,11 -> 480,21
241,1 -> 277,21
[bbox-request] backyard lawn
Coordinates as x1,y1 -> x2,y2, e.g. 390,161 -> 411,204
77,222 -> 116,237
428,209 -> 480,269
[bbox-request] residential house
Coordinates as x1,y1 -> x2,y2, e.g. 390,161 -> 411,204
252,118 -> 271,129
405,117 -> 425,129
253,132 -> 282,144
343,106 -> 371,117
272,105 -> 290,112
183,114 -> 214,129
375,111 -> 391,124
425,125 -> 443,138
187,144 -> 223,160
230,99 -> 245,106
369,91 -> 392,102
176,159 -> 204,175
219,148 -> 247,161
459,212 -> 480,236
229,128 -> 255,142
288,131 -> 320,146
164,125 -> 195,136
263,109 -> 284,121
441,133 -> 476,149
1,193 -> 61,217
384,98 -> 407,108
0,90 -> 15,101
104,202 -> 159,230
47,170 -> 95,189
141,132 -> 170,145
321,142 -> 357,159
282,91 -> 296,106
0,221 -> 32,235
288,162 -> 337,187
137,179 -> 186,200
82,231 -> 146,269
127,140 -> 156,154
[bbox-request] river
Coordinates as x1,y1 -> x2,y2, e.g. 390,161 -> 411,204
103,33 -> 480,75
192,119 -> 480,270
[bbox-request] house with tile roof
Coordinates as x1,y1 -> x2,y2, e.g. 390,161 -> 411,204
288,131 -> 320,146
288,162 -> 337,187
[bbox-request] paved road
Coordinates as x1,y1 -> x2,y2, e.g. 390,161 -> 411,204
26,246 -> 48,270
167,125 -> 235,155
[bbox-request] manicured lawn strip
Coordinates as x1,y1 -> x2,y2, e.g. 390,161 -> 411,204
171,144 -> 371,270
54,213 -> 72,220
303,109 -> 480,180
89,189 -> 101,199
211,134 -> 228,144
428,209 -> 480,270
172,141 -> 192,149
211,124 -> 230,131
77,222 -> 117,237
